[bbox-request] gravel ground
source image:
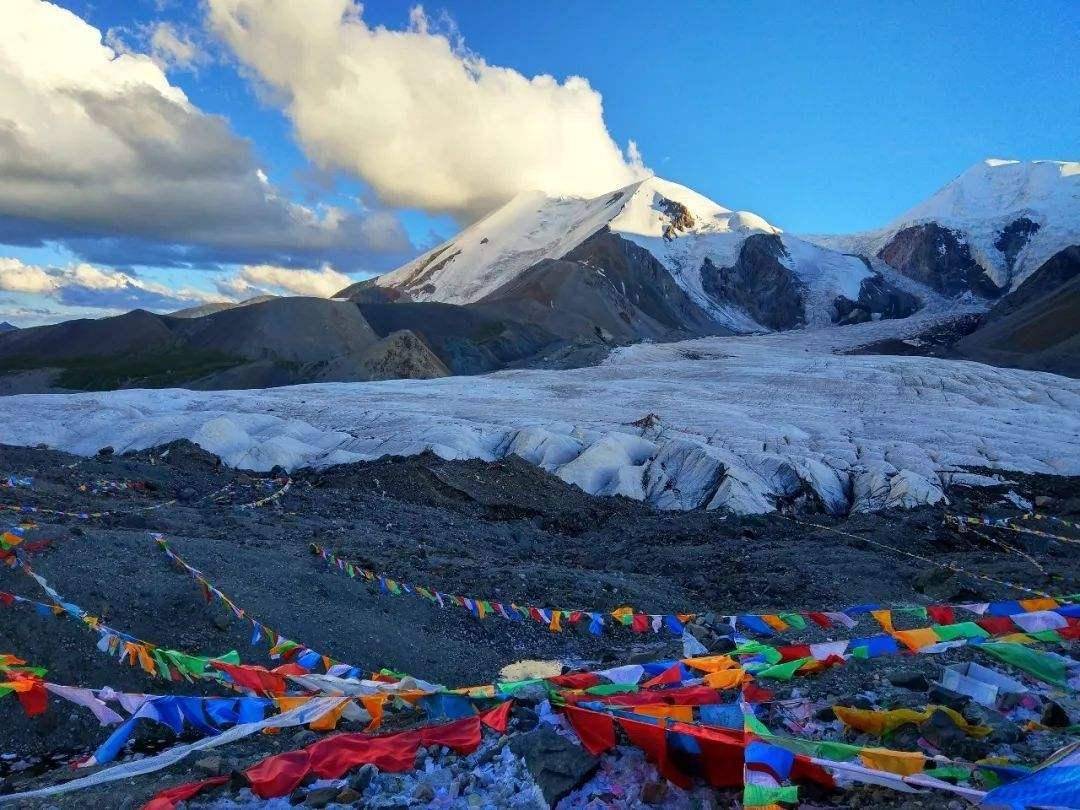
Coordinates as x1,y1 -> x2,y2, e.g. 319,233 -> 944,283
0,441 -> 1077,808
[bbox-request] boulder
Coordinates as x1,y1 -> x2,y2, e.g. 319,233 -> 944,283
508,725 -> 599,806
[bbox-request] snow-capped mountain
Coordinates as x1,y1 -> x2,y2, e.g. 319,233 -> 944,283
809,159 -> 1080,296
343,176 -> 924,334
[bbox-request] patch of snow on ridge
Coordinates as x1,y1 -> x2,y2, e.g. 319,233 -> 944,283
1,312 -> 1077,515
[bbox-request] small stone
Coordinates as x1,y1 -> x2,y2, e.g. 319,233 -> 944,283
194,755 -> 224,775
303,787 -> 340,808
919,709 -> 989,760
510,705 -> 539,732
349,762 -> 378,792
288,789 -> 306,806
927,685 -> 970,712
642,781 -> 669,804
1041,700 -> 1070,728
335,787 -> 361,804
412,783 -> 436,802
178,486 -> 198,502
887,670 -> 930,691
97,446 -> 114,457
888,723 -> 921,751
290,729 -> 318,747
814,706 -> 836,722
227,770 -> 249,793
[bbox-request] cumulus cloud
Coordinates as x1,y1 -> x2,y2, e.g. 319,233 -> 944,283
216,264 -> 353,298
207,0 -> 648,220
0,257 -> 56,294
0,257 -> 218,311
0,0 -> 411,269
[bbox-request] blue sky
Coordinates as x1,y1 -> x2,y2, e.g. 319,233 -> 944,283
0,0 -> 1077,325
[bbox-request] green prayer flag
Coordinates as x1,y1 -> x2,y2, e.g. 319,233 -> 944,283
981,642 -> 1068,687
585,683 -> 639,696
925,765 -> 973,782
736,641 -> 783,664
743,783 -> 798,806
743,713 -> 772,737
779,613 -> 806,630
814,740 -> 862,761
756,657 -> 810,680
932,622 -> 990,641
1030,630 -> 1064,643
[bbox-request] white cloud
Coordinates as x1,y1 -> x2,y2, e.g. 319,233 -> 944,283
207,0 -> 648,220
149,22 -> 204,70
0,257 -> 57,294
0,257 -> 218,310
0,0 -> 410,268
217,264 -> 354,298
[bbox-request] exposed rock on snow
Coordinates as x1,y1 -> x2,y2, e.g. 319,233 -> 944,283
1,312 -> 1076,516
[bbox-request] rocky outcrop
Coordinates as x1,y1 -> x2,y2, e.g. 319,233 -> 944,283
330,329 -> 450,381
832,274 -> 922,325
699,234 -> 805,330
358,301 -> 559,374
659,196 -> 695,240
877,223 -> 1002,297
477,228 -> 726,344
995,217 -> 1040,275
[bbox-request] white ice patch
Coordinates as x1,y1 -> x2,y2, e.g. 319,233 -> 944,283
1,312 -> 1077,516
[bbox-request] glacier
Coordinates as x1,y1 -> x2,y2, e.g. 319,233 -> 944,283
0,311 -> 1077,515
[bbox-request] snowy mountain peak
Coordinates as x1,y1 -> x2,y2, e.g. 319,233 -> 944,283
808,158 -> 1080,293
610,175 -> 781,242
893,158 -> 1079,228
369,176 -> 779,306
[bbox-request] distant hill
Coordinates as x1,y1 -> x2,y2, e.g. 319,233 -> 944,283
169,295 -> 276,319
0,297 -> 447,393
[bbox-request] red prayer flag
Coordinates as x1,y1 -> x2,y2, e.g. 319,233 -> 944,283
245,749 -> 311,798
548,672 -> 602,689
741,681 -> 775,704
421,715 -> 483,753
927,605 -> 955,625
142,776 -> 229,810
564,706 -> 616,755
977,616 -> 1016,636
776,644 -> 812,663
642,664 -> 683,689
631,614 -> 650,633
618,716 -> 691,788
307,732 -> 418,779
479,701 -> 513,733
807,612 -> 832,629
16,680 -> 47,717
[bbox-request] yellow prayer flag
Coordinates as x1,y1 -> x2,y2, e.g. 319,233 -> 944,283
1019,598 -> 1058,612
761,614 -> 789,632
361,695 -> 385,731
682,655 -> 738,673
703,668 -> 747,690
859,747 -> 925,776
870,610 -> 894,633
892,627 -> 940,652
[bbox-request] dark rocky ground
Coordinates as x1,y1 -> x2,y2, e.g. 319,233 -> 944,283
0,441 -> 1078,808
